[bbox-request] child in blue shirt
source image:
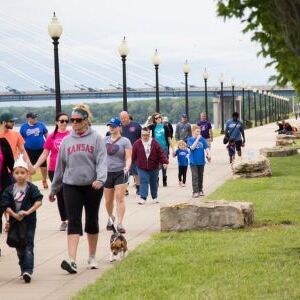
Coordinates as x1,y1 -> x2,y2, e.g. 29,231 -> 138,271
174,140 -> 189,187
226,139 -> 236,164
187,125 -> 211,198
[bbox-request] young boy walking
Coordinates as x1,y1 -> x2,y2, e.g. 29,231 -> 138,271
187,125 -> 211,198
0,158 -> 42,283
174,140 -> 189,187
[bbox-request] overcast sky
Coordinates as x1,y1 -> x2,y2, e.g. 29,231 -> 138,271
0,0 -> 275,91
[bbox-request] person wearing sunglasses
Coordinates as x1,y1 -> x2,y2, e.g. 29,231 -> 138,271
50,104 -> 107,274
34,113 -> 70,231
148,113 -> 174,187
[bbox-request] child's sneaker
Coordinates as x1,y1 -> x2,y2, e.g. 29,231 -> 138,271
181,183 -> 186,187
192,192 -> 199,198
178,181 -> 182,186
199,191 -> 205,197
23,272 -> 31,283
61,260 -> 77,274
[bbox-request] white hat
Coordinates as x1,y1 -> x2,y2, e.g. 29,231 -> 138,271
13,158 -> 29,171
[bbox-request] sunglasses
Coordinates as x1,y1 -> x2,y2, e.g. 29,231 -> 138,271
70,118 -> 84,123
155,116 -> 161,120
58,119 -> 69,124
7,120 -> 15,123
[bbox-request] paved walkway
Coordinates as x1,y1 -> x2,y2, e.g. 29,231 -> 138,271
0,123 -> 277,300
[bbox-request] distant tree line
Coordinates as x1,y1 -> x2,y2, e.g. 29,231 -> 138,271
3,96 -> 213,125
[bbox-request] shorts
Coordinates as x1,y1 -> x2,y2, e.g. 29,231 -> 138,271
104,171 -> 126,189
26,148 -> 47,167
129,162 -> 138,176
235,140 -> 243,152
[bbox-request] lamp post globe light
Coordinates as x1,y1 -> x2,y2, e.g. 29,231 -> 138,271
220,74 -> 225,134
183,60 -> 191,118
152,49 -> 161,113
263,91 -> 268,124
48,12 -> 63,115
118,37 -> 129,111
231,79 -> 235,113
203,68 -> 209,118
253,88 -> 257,127
258,89 -> 263,125
247,86 -> 251,124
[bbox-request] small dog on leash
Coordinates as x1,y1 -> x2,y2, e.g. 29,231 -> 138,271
109,218 -> 128,262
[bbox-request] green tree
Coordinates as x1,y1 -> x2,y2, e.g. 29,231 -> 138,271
216,0 -> 300,93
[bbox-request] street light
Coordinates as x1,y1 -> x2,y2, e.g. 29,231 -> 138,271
183,60 -> 191,119
48,12 -> 63,115
231,79 -> 235,113
258,90 -> 263,125
152,49 -> 161,112
203,68 -> 209,118
220,74 -> 225,134
253,88 -> 257,126
118,37 -> 129,111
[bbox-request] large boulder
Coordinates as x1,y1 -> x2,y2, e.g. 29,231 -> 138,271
260,146 -> 298,157
160,200 -> 254,232
232,155 -> 272,178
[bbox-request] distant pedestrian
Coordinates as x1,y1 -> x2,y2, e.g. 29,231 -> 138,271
19,112 -> 48,188
33,113 -> 70,231
225,112 -> 245,158
175,113 -> 192,142
162,116 -> 174,139
50,104 -> 107,274
197,112 -> 213,148
119,111 -> 141,195
132,127 -> 168,205
1,158 -> 43,283
104,117 -> 132,234
187,125 -> 211,198
174,140 -> 189,187
148,112 -> 174,187
226,139 -> 236,164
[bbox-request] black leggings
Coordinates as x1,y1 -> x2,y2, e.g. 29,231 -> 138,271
48,171 -> 67,222
63,184 -> 103,235
178,166 -> 188,184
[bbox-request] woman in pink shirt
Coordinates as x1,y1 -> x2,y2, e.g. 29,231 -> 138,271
34,113 -> 70,231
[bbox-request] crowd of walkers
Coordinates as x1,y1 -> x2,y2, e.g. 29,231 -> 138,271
0,105 -> 250,283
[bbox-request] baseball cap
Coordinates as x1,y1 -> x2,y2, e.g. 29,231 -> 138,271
26,112 -> 38,119
181,113 -> 187,118
13,158 -> 29,171
106,117 -> 121,128
0,112 -> 18,122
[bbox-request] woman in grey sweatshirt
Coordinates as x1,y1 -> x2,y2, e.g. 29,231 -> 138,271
50,105 -> 107,274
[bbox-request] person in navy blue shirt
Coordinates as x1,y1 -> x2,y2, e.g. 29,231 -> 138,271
19,113 -> 48,187
225,112 -> 245,158
174,140 -> 189,187
187,125 -> 211,198
226,138 -> 236,164
197,112 -> 213,148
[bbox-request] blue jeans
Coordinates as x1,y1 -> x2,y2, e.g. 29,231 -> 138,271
137,167 -> 159,200
16,221 -> 36,275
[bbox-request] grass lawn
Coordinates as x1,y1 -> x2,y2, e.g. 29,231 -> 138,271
74,155 -> 300,300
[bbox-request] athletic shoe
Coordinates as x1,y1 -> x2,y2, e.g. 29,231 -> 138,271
178,181 -> 182,186
117,223 -> 126,234
87,256 -> 98,269
59,222 -> 68,231
152,198 -> 159,204
192,192 -> 200,198
138,198 -> 146,205
199,191 -> 205,197
106,215 -> 115,231
61,260 -> 77,274
42,180 -> 48,189
23,272 -> 31,283
181,183 -> 186,187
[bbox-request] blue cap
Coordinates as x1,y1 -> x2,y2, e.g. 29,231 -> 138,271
181,113 -> 187,118
106,117 -> 121,128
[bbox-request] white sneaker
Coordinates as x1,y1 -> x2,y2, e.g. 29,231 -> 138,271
87,256 -> 98,269
138,198 -> 146,205
153,198 -> 159,204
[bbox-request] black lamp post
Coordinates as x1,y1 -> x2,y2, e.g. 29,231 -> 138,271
263,91 -> 268,124
259,90 -> 263,125
253,88 -> 257,126
118,37 -> 129,111
268,92 -> 272,122
247,86 -> 251,123
220,74 -> 225,134
48,12 -> 63,115
183,60 -> 190,119
203,68 -> 209,118
152,49 -> 161,112
274,95 -> 277,121
231,79 -> 235,113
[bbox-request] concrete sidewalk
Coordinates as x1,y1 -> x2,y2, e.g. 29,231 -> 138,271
0,123 -> 277,300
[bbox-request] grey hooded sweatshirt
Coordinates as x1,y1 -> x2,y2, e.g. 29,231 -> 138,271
51,127 -> 107,195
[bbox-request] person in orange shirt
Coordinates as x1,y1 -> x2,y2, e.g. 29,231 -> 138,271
0,112 -> 32,168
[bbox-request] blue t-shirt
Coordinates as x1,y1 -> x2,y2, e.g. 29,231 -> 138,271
197,120 -> 212,139
225,119 -> 244,142
154,124 -> 167,150
20,122 -> 48,150
187,136 -> 208,166
175,149 -> 189,166
121,121 -> 141,145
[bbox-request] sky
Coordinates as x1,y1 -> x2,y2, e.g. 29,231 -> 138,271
0,0 -> 275,91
